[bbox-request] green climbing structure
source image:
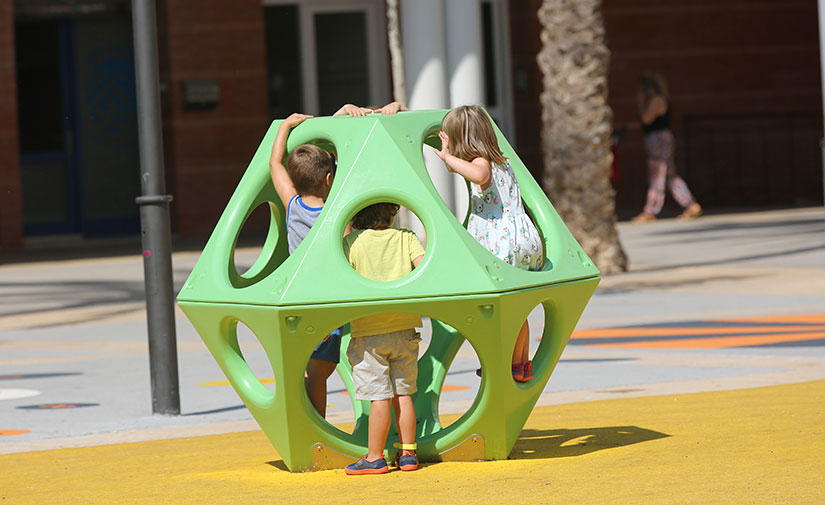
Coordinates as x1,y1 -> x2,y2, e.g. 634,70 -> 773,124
177,109 -> 600,472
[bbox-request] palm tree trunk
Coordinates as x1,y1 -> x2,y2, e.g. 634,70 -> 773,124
537,0 -> 627,274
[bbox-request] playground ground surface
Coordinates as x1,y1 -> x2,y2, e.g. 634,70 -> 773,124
1,206 -> 824,504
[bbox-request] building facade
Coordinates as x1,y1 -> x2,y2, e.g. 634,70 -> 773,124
0,0 -> 821,250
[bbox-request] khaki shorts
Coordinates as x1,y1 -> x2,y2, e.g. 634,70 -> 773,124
346,329 -> 421,401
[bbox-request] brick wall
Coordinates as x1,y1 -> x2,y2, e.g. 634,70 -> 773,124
159,0 -> 270,237
604,0 -> 823,214
508,0 -> 823,215
0,0 -> 22,250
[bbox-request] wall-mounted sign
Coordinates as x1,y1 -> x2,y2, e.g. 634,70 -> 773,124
183,78 -> 221,111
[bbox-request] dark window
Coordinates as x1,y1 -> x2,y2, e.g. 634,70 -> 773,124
314,11 -> 369,115
264,5 -> 303,120
16,20 -> 64,153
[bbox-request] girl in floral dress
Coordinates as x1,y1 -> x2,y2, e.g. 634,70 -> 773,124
434,105 -> 544,381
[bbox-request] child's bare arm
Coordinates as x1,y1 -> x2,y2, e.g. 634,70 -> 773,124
433,131 -> 492,189
412,254 -> 424,268
269,113 -> 311,208
443,156 -> 492,188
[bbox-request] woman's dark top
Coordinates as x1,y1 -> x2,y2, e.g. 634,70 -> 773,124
642,104 -> 671,134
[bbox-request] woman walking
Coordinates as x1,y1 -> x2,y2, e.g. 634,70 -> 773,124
632,71 -> 702,222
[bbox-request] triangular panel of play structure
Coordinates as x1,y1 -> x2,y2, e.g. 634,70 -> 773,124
178,110 -> 600,471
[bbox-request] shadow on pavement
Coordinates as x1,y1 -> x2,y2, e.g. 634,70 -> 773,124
266,460 -> 290,471
510,425 -> 669,459
648,243 -> 824,270
652,217 -> 824,237
184,404 -> 248,416
596,272 -> 758,294
261,425 -> 671,472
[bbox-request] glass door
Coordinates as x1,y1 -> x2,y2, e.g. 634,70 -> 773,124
16,19 -> 78,235
264,1 -> 390,118
72,14 -> 141,235
480,0 -> 515,142
15,13 -> 141,237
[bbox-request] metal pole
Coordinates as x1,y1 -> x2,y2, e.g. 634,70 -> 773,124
818,0 -> 825,207
131,0 -> 180,415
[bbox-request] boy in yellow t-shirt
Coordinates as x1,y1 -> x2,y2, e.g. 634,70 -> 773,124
341,203 -> 425,475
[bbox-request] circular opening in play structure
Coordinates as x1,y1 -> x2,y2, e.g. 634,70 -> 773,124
312,313 -> 484,442
422,128 -> 470,224
285,137 -> 339,205
299,321 -> 349,423
233,321 -> 276,396
342,202 -> 428,283
430,316 -> 481,432
417,316 -> 434,358
304,311 -> 428,439
228,135 -> 342,288
519,198 -> 550,272
232,201 -> 281,280
395,205 -> 427,249
509,302 -> 550,386
421,127 -> 548,272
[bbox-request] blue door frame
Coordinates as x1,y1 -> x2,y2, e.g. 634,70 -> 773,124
18,17 -> 141,238
20,20 -> 81,236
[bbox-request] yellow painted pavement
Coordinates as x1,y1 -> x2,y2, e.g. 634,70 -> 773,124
3,380 -> 823,504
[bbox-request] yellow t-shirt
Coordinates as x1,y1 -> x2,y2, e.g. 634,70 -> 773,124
343,228 -> 426,338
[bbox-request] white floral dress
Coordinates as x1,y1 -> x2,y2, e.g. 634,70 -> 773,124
467,161 -> 544,271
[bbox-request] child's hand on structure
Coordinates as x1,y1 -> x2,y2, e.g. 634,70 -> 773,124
433,131 -> 451,161
283,113 -> 312,128
335,104 -> 372,117
375,102 -> 407,115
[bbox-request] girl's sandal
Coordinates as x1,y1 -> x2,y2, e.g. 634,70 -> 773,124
512,363 -> 525,382
522,361 -> 534,381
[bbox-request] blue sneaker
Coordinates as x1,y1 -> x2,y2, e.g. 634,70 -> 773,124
395,451 -> 418,471
345,457 -> 388,475
393,443 -> 419,471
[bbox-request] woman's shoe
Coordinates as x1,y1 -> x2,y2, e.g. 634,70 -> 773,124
677,202 -> 702,220
631,212 -> 656,223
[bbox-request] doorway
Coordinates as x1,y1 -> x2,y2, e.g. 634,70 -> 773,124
15,12 -> 141,237
263,0 -> 390,118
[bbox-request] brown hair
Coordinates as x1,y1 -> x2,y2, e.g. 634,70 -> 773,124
286,144 -> 334,197
640,71 -> 669,100
352,203 -> 399,230
440,105 -> 506,165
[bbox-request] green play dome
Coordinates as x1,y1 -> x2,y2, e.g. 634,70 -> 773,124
177,109 -> 599,471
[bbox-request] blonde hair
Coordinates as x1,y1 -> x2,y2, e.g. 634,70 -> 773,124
441,105 -> 506,165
